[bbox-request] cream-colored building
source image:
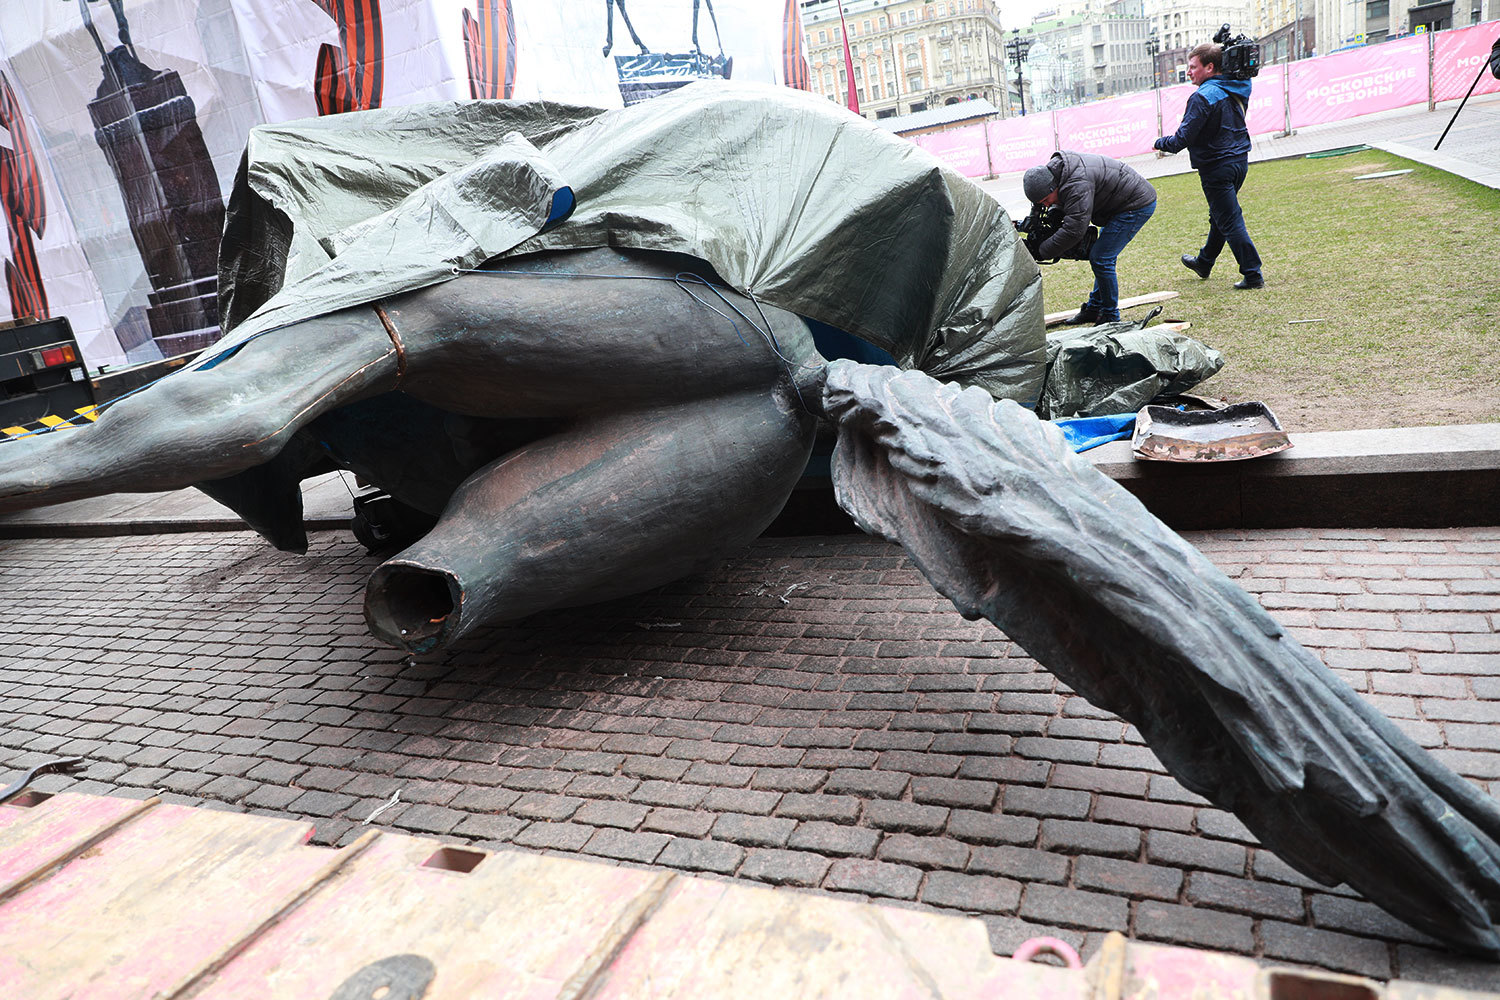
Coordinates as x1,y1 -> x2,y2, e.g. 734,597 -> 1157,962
1143,0 -> 1254,82
799,0 -> 1016,118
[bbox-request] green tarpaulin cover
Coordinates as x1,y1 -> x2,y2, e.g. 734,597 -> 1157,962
216,81 -> 1047,405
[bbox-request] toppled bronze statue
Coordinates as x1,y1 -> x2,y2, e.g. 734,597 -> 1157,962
4,83 -> 1500,959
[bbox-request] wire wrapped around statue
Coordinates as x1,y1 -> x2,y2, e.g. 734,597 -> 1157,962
4,81 -> 1500,959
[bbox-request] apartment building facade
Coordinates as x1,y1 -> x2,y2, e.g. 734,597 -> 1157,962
1027,0 -> 1154,105
1143,0 -> 1255,82
1258,0 -> 1495,56
798,0 -> 1014,118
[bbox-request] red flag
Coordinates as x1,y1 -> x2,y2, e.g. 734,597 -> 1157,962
835,0 -> 859,114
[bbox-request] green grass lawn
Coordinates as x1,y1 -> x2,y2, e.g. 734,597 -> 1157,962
1037,150 -> 1500,432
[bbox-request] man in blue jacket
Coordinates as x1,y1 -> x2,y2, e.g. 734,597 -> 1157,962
1154,42 -> 1263,289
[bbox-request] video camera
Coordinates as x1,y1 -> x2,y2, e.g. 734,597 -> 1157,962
1212,24 -> 1260,80
1014,204 -> 1098,265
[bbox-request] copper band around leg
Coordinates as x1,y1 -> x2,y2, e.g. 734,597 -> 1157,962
372,302 -> 406,387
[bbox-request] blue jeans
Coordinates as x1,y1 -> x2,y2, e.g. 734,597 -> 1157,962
1197,160 -> 1261,278
1084,200 -> 1156,322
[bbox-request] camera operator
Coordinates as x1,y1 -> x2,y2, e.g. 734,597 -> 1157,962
1154,41 -> 1263,289
1021,150 -> 1157,325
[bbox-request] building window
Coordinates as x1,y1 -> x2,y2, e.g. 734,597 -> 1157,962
1368,0 -> 1388,18
818,30 -> 827,43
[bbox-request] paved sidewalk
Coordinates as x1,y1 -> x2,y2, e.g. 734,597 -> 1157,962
2,525 -> 1497,989
979,89 -> 1500,218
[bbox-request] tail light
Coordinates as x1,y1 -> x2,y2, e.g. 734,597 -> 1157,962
31,344 -> 77,369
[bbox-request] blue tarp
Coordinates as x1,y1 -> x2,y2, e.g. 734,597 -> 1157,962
1053,412 -> 1136,452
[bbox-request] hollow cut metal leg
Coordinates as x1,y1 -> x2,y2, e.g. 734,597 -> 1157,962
365,385 -> 816,654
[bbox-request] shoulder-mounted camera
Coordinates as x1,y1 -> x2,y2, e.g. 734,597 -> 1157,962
1014,204 -> 1098,265
1212,24 -> 1260,80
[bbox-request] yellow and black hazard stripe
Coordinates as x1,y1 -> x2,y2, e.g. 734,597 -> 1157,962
1,405 -> 100,442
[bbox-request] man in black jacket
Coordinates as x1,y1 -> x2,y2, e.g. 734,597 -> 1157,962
1154,41 -> 1263,289
1021,150 -> 1158,325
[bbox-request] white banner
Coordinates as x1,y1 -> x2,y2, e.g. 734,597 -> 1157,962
0,0 -> 806,368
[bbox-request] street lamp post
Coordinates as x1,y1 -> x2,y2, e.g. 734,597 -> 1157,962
1005,27 -> 1033,117
1145,30 -> 1160,91
1145,30 -> 1162,140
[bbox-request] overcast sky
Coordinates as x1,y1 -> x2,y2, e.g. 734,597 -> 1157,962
1002,0 -> 1063,27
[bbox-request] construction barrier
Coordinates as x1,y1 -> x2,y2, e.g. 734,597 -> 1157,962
913,19 -> 1500,178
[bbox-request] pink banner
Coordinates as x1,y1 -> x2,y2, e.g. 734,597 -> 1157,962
1156,82 -> 1193,137
1433,21 -> 1500,102
984,112 -> 1057,174
1244,67 -> 1288,136
912,122 -> 991,178
1288,36 -> 1428,128
1054,91 -> 1159,159
901,20 -> 1499,178
1156,75 -> 1284,143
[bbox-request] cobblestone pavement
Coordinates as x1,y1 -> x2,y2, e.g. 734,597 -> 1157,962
2,526 -> 1498,989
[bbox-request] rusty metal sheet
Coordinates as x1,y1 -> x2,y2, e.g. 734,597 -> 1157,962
1131,401 -> 1292,462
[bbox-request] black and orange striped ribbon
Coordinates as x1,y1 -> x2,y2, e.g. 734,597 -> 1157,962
782,0 -> 811,91
463,0 -> 517,100
312,0 -> 385,115
0,72 -> 48,320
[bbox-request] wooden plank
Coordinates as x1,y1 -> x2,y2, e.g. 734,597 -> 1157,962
1044,290 -> 1180,327
589,874 -> 1087,998
0,793 -> 156,898
0,801 -> 359,999
0,793 -> 1467,998
190,832 -> 673,998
